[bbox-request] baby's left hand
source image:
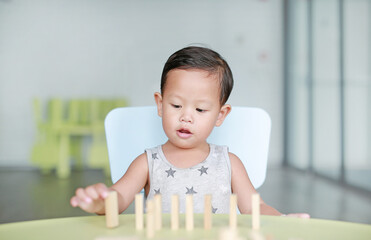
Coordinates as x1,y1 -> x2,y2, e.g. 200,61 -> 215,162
283,213 -> 310,219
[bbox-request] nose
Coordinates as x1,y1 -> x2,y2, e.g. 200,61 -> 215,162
180,109 -> 193,123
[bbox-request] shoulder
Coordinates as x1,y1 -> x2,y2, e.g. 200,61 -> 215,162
228,152 -> 239,161
134,152 -> 148,161
228,152 -> 245,169
129,152 -> 148,170
113,152 -> 149,187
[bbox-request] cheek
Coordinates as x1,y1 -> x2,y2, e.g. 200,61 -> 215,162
161,111 -> 176,131
197,117 -> 217,134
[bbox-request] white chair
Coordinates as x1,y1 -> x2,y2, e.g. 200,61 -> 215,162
104,106 -> 271,189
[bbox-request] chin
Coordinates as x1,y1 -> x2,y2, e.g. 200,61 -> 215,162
168,139 -> 197,150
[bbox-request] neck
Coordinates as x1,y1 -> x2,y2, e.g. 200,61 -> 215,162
162,141 -> 210,168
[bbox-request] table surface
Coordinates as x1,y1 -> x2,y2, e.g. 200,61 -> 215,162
0,214 -> 370,240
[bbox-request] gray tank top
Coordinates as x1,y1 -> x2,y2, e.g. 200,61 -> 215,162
146,144 -> 232,214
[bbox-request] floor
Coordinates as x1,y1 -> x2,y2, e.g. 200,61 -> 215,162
0,166 -> 370,225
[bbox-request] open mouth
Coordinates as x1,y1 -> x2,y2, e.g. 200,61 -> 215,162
178,129 -> 191,134
177,128 -> 192,138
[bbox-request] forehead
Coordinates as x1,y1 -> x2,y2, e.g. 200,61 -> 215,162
162,69 -> 221,105
164,69 -> 220,91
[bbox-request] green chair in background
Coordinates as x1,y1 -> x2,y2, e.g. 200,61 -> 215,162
31,99 -> 62,174
31,98 -> 128,178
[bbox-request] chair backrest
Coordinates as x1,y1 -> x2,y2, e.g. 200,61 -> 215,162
105,106 -> 271,189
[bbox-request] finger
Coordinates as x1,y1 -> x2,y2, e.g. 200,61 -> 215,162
78,199 -> 96,213
85,186 -> 99,200
72,195 -> 99,213
70,196 -> 79,207
70,195 -> 89,210
95,183 -> 109,199
75,188 -> 92,204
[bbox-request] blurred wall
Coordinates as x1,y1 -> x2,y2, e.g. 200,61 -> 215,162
0,0 -> 284,167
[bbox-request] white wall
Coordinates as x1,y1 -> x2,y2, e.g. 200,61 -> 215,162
0,0 -> 283,167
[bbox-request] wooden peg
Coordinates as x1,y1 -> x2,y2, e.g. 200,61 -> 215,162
252,193 -> 260,230
185,194 -> 194,231
204,194 -> 212,230
105,191 -> 119,228
135,193 -> 143,230
171,195 -> 179,230
249,230 -> 266,240
219,227 -> 238,240
229,194 -> 237,229
146,199 -> 155,238
154,194 -> 162,230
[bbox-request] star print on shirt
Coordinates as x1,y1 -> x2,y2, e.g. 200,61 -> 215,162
212,206 -> 218,213
154,188 -> 161,194
165,167 -> 176,178
152,153 -> 158,159
198,166 -> 208,176
186,186 -> 197,194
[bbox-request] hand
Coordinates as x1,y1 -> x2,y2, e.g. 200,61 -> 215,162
70,183 -> 110,214
283,213 -> 311,219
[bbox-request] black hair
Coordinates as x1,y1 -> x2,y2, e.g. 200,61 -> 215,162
161,46 -> 234,105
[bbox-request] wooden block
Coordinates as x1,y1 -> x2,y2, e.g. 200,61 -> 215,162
154,194 -> 162,230
171,195 -> 179,230
146,199 -> 155,238
185,194 -> 194,231
135,193 -> 143,230
249,231 -> 266,240
204,194 -> 212,229
252,193 -> 260,230
218,228 -> 238,240
105,191 -> 119,228
229,194 -> 237,229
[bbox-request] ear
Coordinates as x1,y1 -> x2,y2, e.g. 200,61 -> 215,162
154,92 -> 163,117
215,104 -> 231,127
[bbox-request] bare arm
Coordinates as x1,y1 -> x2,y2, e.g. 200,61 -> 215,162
111,153 -> 149,213
70,153 -> 149,215
229,152 -> 281,216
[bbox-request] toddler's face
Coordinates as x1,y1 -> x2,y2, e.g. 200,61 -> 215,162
155,69 -> 229,149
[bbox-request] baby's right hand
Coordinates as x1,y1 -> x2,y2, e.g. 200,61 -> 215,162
70,183 -> 110,214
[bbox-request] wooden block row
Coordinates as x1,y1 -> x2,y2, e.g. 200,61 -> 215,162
134,194 -> 240,232
106,192 -> 261,236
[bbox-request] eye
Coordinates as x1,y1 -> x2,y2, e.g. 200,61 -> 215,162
196,108 -> 206,113
171,104 -> 181,109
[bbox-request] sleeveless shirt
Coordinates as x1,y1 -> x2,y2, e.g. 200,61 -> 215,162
146,144 -> 232,214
